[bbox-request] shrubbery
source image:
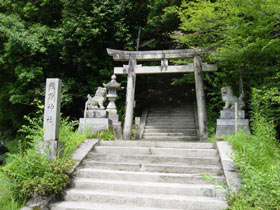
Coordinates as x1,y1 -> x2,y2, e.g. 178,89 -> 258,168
226,87 -> 280,209
1,151 -> 74,200
227,118 -> 280,209
0,111 -> 91,210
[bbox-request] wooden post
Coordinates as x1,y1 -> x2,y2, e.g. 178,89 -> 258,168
194,56 -> 208,140
134,117 -> 141,140
235,102 -> 238,134
123,57 -> 136,140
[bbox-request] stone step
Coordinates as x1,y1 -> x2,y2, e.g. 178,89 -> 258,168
93,146 -> 217,157
149,107 -> 194,110
149,108 -> 194,111
88,153 -> 220,165
51,201 -> 182,210
148,112 -> 194,115
144,129 -> 197,135
142,136 -> 198,141
146,120 -> 195,124
81,161 -> 223,175
63,189 -> 228,209
76,168 -> 226,185
146,117 -> 195,121
145,122 -> 196,126
71,178 -> 225,197
143,133 -> 197,137
98,141 -> 215,149
148,113 -> 194,116
145,125 -> 196,129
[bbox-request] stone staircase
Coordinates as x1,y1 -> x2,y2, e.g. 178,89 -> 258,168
51,140 -> 228,210
143,101 -> 198,141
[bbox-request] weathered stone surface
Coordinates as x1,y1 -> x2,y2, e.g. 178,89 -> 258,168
123,57 -> 136,140
78,118 -> 111,134
217,119 -> 249,126
134,117 -> 141,140
216,87 -> 250,139
216,124 -> 250,140
112,122 -> 123,140
194,56 -> 208,140
217,141 -> 240,193
107,48 -> 214,61
114,63 -> 218,74
85,109 -> 107,118
108,113 -> 119,124
220,109 -> 245,119
221,86 -> 245,110
50,140 -> 228,210
84,87 -> 107,111
69,139 -> 99,174
43,78 -> 62,142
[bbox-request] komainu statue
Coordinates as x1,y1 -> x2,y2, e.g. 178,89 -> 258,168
221,86 -> 245,110
85,87 -> 107,110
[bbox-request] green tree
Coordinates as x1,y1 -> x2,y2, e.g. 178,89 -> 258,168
0,0 -> 183,138
174,0 -> 280,135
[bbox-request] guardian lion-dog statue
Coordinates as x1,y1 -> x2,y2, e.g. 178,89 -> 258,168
221,86 -> 245,110
85,87 -> 107,110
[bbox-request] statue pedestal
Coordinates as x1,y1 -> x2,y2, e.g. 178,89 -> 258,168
78,118 -> 112,135
216,109 -> 250,140
86,109 -> 107,118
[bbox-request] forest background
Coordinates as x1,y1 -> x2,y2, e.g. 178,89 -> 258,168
0,0 -> 279,142
0,0 -> 280,209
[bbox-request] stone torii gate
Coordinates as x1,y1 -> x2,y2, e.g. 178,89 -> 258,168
107,48 -> 217,141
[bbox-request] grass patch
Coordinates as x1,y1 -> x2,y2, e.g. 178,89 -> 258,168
226,116 -> 280,209
94,128 -> 115,141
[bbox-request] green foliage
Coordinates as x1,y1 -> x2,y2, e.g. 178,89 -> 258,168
175,0 -> 280,137
1,151 -> 74,201
59,118 -> 93,157
251,87 -> 280,132
0,171 -> 21,210
226,118 -> 280,209
0,109 -> 90,209
0,0 -> 183,139
94,129 -> 115,141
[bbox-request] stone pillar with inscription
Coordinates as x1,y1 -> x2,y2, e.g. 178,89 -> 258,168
41,78 -> 63,160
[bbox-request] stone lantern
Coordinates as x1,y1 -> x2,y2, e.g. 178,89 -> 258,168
103,74 -> 121,124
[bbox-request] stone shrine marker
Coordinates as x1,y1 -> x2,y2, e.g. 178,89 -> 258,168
42,78 -> 62,159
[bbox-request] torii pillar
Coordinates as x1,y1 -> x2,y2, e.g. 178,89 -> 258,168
123,57 -> 136,140
107,48 -> 214,140
194,55 -> 208,140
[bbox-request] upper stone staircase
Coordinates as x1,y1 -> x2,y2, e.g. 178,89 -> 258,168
143,101 -> 198,141
51,140 -> 228,210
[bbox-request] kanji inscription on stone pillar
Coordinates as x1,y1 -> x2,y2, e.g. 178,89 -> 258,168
43,78 -> 62,141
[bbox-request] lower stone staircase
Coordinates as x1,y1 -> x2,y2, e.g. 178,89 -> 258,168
51,140 -> 228,210
143,102 -> 198,141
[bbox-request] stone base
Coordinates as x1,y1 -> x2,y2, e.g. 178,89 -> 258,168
112,121 -> 123,140
78,118 -> 111,135
86,109 -> 107,118
220,109 -> 245,119
108,113 -> 119,125
38,140 -> 64,160
216,119 -> 250,140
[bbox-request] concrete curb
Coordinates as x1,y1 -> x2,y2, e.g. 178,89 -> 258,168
216,141 -> 240,193
21,138 -> 100,210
